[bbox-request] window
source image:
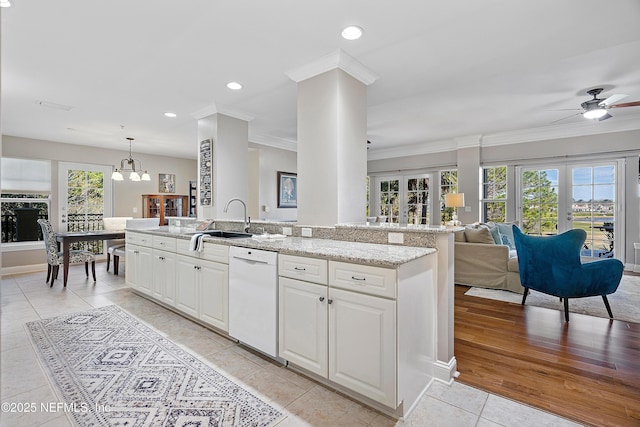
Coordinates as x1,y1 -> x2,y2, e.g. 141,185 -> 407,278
440,170 -> 458,223
1,158 -> 52,245
482,166 -> 507,222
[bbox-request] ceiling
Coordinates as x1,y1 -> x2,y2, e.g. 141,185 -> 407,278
2,1 -> 640,160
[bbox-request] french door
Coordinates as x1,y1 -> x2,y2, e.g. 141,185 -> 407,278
374,174 -> 431,224
517,161 -> 623,260
58,162 -> 112,253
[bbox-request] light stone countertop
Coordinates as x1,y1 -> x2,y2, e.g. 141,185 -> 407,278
335,223 -> 462,233
129,228 -> 436,267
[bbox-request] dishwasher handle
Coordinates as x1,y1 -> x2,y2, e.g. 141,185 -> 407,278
232,255 -> 271,265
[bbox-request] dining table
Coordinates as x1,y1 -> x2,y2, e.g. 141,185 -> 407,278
56,230 -> 126,286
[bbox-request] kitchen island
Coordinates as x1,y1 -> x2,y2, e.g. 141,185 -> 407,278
125,227 -> 441,419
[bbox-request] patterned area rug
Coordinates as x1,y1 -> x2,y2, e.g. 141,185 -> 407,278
465,274 -> 640,323
26,305 -> 284,426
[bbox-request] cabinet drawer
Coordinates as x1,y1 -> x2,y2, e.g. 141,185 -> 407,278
329,261 -> 397,299
279,254 -> 328,285
176,239 -> 229,263
126,231 -> 152,247
153,235 -> 177,252
201,242 -> 229,264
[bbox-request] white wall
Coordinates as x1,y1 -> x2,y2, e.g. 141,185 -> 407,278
250,143 -> 297,221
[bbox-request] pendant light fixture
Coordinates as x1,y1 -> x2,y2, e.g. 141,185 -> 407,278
111,137 -> 151,181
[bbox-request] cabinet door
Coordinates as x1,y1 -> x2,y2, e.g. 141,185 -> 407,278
175,255 -> 199,317
328,288 -> 397,408
125,245 -> 139,289
153,249 -> 176,306
136,246 -> 154,295
279,277 -> 328,376
199,259 -> 229,332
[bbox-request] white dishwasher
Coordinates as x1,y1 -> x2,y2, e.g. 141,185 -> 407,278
228,246 -> 278,357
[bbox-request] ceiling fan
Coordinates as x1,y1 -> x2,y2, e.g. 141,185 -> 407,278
552,88 -> 640,124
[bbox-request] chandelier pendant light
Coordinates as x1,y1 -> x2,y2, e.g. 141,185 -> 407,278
111,137 -> 151,181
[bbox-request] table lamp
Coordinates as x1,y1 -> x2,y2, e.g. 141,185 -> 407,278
445,193 -> 465,226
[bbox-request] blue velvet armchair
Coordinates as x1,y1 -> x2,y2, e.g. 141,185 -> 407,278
512,225 -> 624,322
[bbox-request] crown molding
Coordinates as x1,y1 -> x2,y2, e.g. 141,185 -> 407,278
367,139 -> 456,161
367,114 -> 640,160
191,103 -> 254,122
286,49 -> 379,86
482,114 -> 640,146
454,134 -> 483,149
249,133 -> 297,152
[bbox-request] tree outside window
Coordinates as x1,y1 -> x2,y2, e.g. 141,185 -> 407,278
482,166 -> 507,223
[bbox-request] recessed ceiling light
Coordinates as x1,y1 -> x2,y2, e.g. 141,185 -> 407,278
164,112 -> 177,118
341,26 -> 363,40
227,82 -> 243,90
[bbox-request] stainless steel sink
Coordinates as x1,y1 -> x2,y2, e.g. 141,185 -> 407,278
202,230 -> 253,239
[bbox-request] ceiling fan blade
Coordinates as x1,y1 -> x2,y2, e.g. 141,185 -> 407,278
599,94 -> 628,107
550,112 -> 581,124
607,100 -> 640,109
598,113 -> 613,121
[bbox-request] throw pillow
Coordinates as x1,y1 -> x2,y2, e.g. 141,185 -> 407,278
464,227 -> 495,244
488,225 -> 502,245
454,229 -> 467,242
496,222 -> 518,250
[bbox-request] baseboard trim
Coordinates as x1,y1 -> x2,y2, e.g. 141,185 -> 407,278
433,357 -> 458,385
1,263 -> 48,277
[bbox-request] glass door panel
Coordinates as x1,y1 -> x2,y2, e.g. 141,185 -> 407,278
570,165 -> 616,258
377,177 -> 400,223
520,168 -> 559,235
518,162 -> 621,260
59,162 -> 112,254
406,176 -> 429,225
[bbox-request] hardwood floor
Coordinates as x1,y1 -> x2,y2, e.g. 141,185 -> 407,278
454,283 -> 640,427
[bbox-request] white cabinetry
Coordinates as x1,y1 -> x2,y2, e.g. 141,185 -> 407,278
125,232 -> 153,294
175,248 -> 229,332
278,253 -> 436,416
152,249 -> 176,305
328,287 -> 396,407
127,232 -> 230,333
278,255 -> 399,408
279,276 -> 328,376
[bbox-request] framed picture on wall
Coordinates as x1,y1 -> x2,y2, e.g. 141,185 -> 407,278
277,171 -> 297,208
159,173 -> 175,193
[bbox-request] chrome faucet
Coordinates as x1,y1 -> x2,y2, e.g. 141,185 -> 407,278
224,198 -> 250,233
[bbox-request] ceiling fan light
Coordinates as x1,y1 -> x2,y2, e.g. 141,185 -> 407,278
583,108 -> 607,119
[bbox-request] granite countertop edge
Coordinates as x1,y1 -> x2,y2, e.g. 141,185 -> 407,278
128,228 -> 436,267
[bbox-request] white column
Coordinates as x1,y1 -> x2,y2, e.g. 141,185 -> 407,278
288,50 -> 378,226
196,113 -> 249,220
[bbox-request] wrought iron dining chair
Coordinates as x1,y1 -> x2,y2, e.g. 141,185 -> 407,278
513,225 -> 624,322
37,219 -> 96,287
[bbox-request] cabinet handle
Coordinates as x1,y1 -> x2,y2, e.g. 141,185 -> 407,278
351,276 -> 366,281
319,296 -> 325,302
159,256 -> 165,261
294,267 -> 306,271
328,299 -> 333,304
134,250 -> 139,254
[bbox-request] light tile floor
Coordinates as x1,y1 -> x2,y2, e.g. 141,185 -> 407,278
0,265 -> 584,427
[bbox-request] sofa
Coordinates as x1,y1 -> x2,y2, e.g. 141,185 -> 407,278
454,222 -> 523,294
